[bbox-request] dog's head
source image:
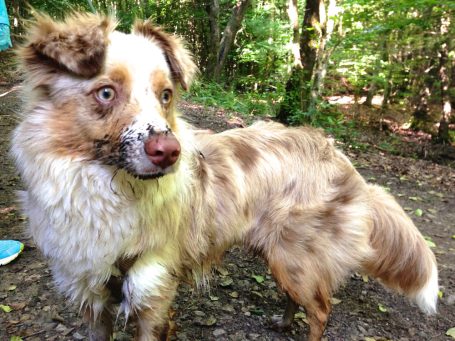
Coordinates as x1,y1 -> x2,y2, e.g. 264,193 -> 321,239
18,13 -> 197,179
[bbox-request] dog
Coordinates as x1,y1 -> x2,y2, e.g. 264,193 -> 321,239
12,13 -> 438,341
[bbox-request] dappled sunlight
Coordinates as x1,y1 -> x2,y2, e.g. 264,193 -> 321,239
328,95 -> 384,106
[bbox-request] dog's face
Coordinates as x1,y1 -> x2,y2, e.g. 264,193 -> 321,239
19,13 -> 196,179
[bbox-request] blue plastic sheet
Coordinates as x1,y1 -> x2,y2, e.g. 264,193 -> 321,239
0,0 -> 12,51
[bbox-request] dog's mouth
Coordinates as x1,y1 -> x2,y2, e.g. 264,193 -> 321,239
134,172 -> 166,180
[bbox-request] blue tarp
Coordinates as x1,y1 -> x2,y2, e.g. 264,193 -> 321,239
0,0 -> 12,51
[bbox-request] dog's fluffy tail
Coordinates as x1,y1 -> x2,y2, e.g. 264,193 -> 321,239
364,185 -> 438,314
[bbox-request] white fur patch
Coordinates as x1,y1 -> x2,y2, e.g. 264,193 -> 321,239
415,262 -> 438,314
120,258 -> 168,318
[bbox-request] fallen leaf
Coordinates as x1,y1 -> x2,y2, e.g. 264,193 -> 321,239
10,302 -> 26,310
251,291 -> 263,298
362,274 -> 369,283
378,303 -> 388,313
414,208 -> 423,217
204,316 -> 217,326
219,277 -> 233,287
209,295 -> 219,301
438,290 -> 443,299
8,285 -> 16,291
215,267 -> 229,276
424,236 -> 436,248
229,291 -> 239,298
446,327 -> 455,339
330,297 -> 342,305
0,305 -> 12,313
294,312 -> 308,324
10,336 -> 23,341
408,196 -> 422,201
252,274 -> 265,284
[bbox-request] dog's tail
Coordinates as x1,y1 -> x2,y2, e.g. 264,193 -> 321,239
363,185 -> 438,314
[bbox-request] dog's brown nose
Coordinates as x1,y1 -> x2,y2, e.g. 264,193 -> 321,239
144,133 -> 181,169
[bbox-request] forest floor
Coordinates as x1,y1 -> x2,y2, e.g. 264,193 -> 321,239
1,83 -> 455,341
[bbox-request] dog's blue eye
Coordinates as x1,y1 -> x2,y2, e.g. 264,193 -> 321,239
161,89 -> 172,105
96,86 -> 116,103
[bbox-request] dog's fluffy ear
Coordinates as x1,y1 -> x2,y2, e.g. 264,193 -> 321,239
19,13 -> 115,78
133,20 -> 197,91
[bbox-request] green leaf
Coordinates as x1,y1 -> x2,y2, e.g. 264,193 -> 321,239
203,316 -> 217,326
10,337 -> 23,341
446,327 -> 455,339
0,305 -> 12,313
378,303 -> 388,313
451,235 -> 455,240
414,208 -> 424,216
408,196 -> 422,201
438,290 -> 444,299
252,274 -> 265,283
424,236 -> 436,248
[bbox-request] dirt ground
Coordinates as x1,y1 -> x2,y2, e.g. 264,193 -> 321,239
0,84 -> 454,341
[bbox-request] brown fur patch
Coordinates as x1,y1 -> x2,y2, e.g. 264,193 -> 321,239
226,136 -> 261,173
133,20 -> 197,90
19,13 -> 115,79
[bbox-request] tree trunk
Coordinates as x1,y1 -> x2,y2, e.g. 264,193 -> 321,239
436,14 -> 452,143
287,0 -> 301,68
309,0 -> 338,113
205,0 -> 220,77
411,7 -> 434,131
212,0 -> 251,81
277,0 -> 321,124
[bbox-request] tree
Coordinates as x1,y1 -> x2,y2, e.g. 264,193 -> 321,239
276,0 -> 326,124
436,13 -> 452,143
209,0 -> 251,81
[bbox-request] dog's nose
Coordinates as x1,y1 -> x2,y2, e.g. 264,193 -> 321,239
144,133 -> 181,169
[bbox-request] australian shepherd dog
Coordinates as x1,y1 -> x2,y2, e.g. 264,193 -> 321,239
12,13 -> 438,341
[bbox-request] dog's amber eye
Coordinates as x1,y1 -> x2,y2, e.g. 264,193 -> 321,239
95,86 -> 116,103
160,89 -> 172,105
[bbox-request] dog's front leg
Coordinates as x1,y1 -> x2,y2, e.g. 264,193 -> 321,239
121,256 -> 178,341
83,304 -> 114,341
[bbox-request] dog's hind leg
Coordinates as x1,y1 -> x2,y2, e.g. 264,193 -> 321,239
268,250 -> 332,341
261,201 -> 371,340
271,293 -> 299,330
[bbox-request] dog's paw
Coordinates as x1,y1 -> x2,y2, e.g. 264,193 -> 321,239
270,314 -> 293,331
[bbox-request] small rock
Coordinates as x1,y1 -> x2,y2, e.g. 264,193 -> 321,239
446,294 -> 455,305
248,333 -> 260,340
193,310 -> 205,317
357,324 -> 367,335
213,329 -> 226,337
73,332 -> 85,340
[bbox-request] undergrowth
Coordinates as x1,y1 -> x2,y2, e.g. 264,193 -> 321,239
185,80 -> 279,118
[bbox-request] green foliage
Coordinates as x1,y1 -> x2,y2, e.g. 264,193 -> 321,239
185,80 -> 277,117
5,0 -> 455,147
232,2 -> 290,95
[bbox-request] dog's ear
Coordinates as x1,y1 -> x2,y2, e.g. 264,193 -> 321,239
133,20 -> 197,91
19,13 -> 115,78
